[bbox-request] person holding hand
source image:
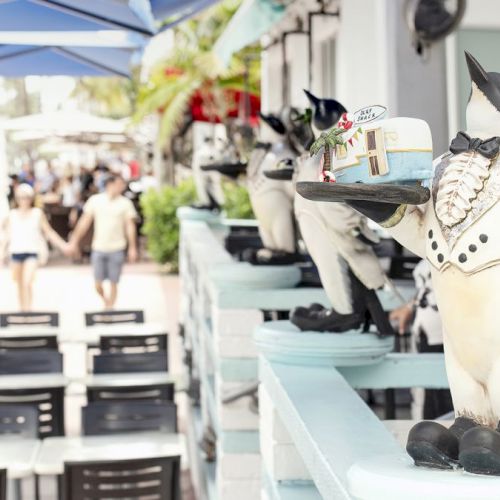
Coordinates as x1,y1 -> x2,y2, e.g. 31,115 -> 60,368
68,174 -> 138,309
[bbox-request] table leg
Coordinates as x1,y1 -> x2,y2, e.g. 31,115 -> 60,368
35,475 -> 40,500
13,478 -> 22,500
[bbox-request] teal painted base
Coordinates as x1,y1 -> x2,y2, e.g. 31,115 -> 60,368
254,320 -> 394,367
177,206 -> 221,222
348,454 -> 500,500
210,263 -> 302,290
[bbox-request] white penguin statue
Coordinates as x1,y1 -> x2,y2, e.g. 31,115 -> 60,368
298,52 -> 500,476
191,137 -> 226,211
267,94 -> 392,335
244,112 -> 298,264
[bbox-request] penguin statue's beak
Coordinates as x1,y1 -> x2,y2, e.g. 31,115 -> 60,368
263,158 -> 296,181
465,50 -> 489,87
201,161 -> 248,179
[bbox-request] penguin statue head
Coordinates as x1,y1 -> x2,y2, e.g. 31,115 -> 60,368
465,51 -> 500,138
281,106 -> 315,154
303,89 -> 347,134
259,111 -> 286,143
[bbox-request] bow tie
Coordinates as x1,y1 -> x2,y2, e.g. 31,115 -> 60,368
450,132 -> 500,159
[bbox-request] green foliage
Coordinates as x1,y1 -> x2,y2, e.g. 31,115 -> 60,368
140,179 -> 197,271
140,177 -> 254,271
135,0 -> 261,145
222,182 -> 254,219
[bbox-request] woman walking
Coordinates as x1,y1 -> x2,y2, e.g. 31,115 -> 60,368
2,184 -> 69,311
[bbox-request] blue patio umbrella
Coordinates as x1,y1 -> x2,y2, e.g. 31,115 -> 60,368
0,0 -> 157,35
151,0 -> 219,21
0,31 -> 144,77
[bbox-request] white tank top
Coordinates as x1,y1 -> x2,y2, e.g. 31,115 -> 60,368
8,208 -> 43,254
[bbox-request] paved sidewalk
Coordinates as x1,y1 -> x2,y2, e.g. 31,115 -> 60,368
0,259 -> 182,373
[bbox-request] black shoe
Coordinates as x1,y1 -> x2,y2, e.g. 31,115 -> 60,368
406,417 -> 476,470
190,202 -> 221,212
459,424 -> 500,475
242,247 -> 301,266
290,305 -> 365,332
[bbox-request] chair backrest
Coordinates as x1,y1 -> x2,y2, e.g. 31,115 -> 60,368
0,387 -> 65,438
0,469 -> 5,500
0,350 -> 62,375
85,310 -> 144,327
0,335 -> 58,351
82,401 -> 177,436
93,352 -> 168,374
64,456 -> 181,500
87,383 -> 175,403
0,404 -> 38,438
100,333 -> 168,353
0,312 -> 59,328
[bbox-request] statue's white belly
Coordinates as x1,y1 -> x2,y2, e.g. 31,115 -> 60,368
432,264 -> 500,384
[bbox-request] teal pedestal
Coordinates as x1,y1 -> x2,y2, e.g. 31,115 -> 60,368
254,320 -> 394,367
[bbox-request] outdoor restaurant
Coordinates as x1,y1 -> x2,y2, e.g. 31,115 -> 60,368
1,0 -> 500,499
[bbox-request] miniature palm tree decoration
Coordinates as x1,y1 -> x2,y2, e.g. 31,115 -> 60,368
310,127 -> 346,181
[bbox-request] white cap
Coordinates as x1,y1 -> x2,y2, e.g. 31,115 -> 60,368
15,183 -> 35,199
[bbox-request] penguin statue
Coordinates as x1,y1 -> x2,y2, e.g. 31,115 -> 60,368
191,136 -> 226,211
267,91 -> 393,335
297,52 -> 500,476
242,111 -> 299,265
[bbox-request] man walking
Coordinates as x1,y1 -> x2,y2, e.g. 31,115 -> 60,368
69,174 -> 138,309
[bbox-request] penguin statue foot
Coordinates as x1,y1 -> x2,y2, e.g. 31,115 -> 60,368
290,305 -> 365,333
406,417 -> 477,470
190,201 -> 221,212
459,424 -> 500,475
242,248 -> 302,266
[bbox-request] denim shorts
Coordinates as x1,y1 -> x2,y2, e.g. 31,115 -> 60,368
11,253 -> 38,263
91,250 -> 125,283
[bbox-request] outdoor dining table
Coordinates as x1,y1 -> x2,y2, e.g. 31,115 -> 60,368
0,437 -> 40,480
34,432 -> 186,477
0,437 -> 41,500
58,321 -> 167,344
0,373 -> 68,390
83,371 -> 182,388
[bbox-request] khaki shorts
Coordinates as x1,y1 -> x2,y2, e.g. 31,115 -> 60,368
91,250 -> 125,283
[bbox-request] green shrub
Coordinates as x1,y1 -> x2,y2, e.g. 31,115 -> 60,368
140,178 -> 197,271
140,177 -> 254,271
223,181 -> 254,219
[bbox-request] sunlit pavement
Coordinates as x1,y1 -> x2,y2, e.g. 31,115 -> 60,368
0,259 -> 195,499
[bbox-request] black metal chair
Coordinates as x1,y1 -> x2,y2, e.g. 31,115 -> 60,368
0,387 -> 65,438
82,401 -> 177,435
87,382 -> 175,403
0,350 -> 62,375
100,333 -> 168,353
64,456 -> 181,500
93,352 -> 168,374
0,469 -> 5,500
0,311 -> 59,328
0,335 -> 58,351
85,310 -> 144,327
0,404 -> 38,438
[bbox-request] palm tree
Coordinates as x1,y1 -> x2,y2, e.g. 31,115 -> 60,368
310,128 -> 346,172
72,76 -> 137,118
134,0 -> 260,146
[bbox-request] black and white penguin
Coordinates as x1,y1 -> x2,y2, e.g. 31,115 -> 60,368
243,112 -> 299,265
298,52 -> 500,475
266,91 -> 393,335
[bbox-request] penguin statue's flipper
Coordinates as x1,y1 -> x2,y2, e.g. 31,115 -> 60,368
263,158 -> 296,181
296,181 -> 430,206
201,162 -> 248,179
